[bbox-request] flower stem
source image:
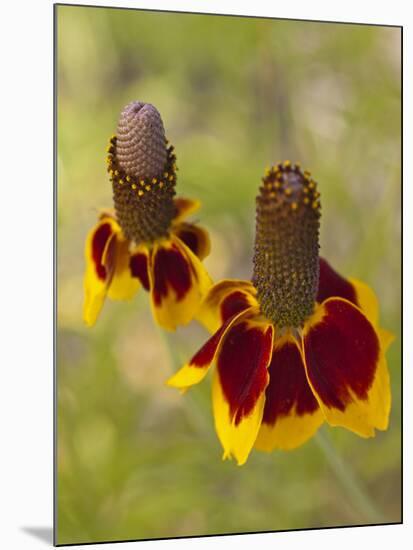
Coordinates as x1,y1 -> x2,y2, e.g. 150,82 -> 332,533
315,430 -> 384,524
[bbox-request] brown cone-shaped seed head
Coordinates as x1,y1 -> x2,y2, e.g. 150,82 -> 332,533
106,101 -> 177,243
252,161 -> 321,328
116,102 -> 167,179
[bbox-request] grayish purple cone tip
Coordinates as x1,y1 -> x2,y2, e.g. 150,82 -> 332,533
116,101 -> 167,180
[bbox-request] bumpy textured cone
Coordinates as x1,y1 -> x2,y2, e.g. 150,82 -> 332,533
252,161 -> 321,328
107,101 -> 177,243
116,102 -> 167,179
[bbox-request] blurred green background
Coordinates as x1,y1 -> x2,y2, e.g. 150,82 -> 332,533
56,5 -> 401,546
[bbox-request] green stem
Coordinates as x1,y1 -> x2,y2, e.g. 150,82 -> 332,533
315,430 -> 384,524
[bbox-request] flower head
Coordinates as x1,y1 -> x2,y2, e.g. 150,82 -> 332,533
83,101 -> 212,330
168,161 -> 393,465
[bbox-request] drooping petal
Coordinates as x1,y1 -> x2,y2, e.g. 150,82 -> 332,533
129,246 -> 150,291
83,218 -> 119,326
172,197 -> 201,223
303,298 -> 391,437
173,222 -> 211,260
348,277 -> 379,327
106,237 -> 142,301
317,258 -> 357,305
98,208 -> 117,221
213,316 -> 274,465
197,279 -> 258,333
318,258 -> 378,325
166,310 -> 248,390
378,328 -> 395,352
255,334 -> 324,452
149,235 -> 212,330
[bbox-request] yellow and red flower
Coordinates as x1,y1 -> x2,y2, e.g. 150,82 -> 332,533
168,162 -> 393,465
83,101 -> 211,330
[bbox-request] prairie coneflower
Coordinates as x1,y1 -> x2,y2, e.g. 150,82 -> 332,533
83,101 -> 211,330
168,162 -> 393,465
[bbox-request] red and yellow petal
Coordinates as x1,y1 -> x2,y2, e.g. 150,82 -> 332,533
98,208 -> 117,221
173,222 -> 211,261
166,309 -> 249,390
213,315 -> 274,465
148,235 -> 212,331
106,237 -> 142,301
302,298 -> 391,437
129,245 -> 150,291
348,277 -> 379,327
83,218 -> 120,326
378,328 -> 395,352
197,279 -> 258,333
318,258 -> 379,326
317,258 -> 357,305
172,197 -> 201,224
255,334 -> 324,452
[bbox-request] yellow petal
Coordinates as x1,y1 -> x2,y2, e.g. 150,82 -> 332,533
173,222 -> 211,260
256,411 -> 324,451
212,318 -> 273,465
255,334 -> 324,452
197,279 -> 258,333
349,277 -> 379,326
302,298 -> 391,438
83,218 -> 119,327
167,309 -> 248,390
212,369 -> 267,466
378,328 -> 395,352
98,208 -> 116,221
148,235 -> 212,331
106,239 -> 144,301
172,197 -> 201,223
318,258 -> 379,327
311,351 -> 391,436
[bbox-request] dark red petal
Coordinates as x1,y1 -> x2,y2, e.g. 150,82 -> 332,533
304,299 -> 379,411
190,314 -> 238,368
262,340 -> 319,425
130,252 -> 150,291
91,222 -> 113,280
220,291 -> 252,323
317,257 -> 357,305
175,228 -> 199,256
152,243 -> 193,306
217,321 -> 273,426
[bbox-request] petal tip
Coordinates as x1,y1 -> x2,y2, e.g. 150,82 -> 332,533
379,328 -> 396,352
82,301 -> 99,327
166,362 -> 209,390
222,450 -> 231,462
165,375 -> 189,395
165,370 -> 185,389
